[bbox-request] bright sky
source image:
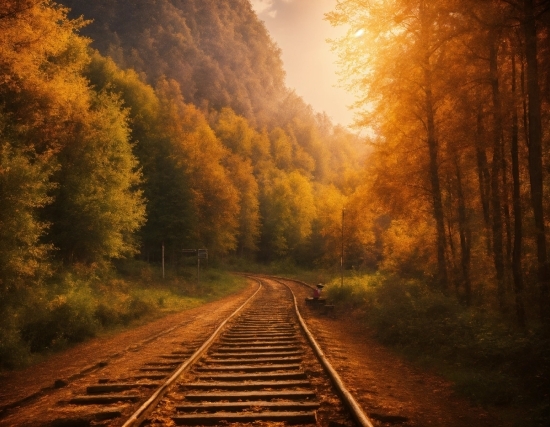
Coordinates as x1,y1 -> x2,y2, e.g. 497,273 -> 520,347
250,0 -> 356,128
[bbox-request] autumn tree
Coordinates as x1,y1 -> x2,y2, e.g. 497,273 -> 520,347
156,79 -> 240,256
212,108 -> 261,255
327,0 -> 463,289
0,1 -> 145,266
258,170 -> 316,259
309,184 -> 348,266
61,0 -> 287,126
522,0 -> 549,321
329,0 -> 550,326
84,53 -> 194,262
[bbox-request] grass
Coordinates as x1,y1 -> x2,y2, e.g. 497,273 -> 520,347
321,272 -> 550,427
0,260 -> 247,370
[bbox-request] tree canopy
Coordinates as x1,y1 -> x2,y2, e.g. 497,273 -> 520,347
0,0 -> 364,285
327,0 -> 550,325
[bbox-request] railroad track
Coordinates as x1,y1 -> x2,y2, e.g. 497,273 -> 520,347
1,277 -> 374,427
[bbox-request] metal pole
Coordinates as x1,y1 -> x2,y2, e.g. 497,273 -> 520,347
341,208 -> 345,287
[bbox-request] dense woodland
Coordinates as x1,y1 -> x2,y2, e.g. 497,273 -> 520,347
2,1 -> 549,420
327,0 -> 550,328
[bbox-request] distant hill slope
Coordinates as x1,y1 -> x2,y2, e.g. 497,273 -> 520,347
61,0 -> 287,126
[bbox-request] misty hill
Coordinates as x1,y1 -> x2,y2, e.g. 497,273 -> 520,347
60,0 -> 366,184
62,0 -> 287,126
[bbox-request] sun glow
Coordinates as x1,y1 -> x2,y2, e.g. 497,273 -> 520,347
354,28 -> 365,38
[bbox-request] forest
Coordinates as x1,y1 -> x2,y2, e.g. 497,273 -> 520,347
326,0 -> 550,326
1,0 -> 549,424
0,0 -> 363,364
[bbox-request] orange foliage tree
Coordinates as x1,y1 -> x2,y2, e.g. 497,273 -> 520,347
328,0 -> 550,325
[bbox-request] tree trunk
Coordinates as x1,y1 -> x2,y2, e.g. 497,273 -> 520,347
511,48 -> 526,328
475,105 -> 492,256
455,156 -> 472,306
421,1 -> 448,291
446,176 -> 457,287
523,0 -> 549,322
426,78 -> 448,291
500,135 -> 512,280
489,36 -> 506,310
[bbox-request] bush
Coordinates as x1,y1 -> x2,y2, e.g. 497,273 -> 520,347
325,274 -> 381,310
0,307 -> 31,369
125,296 -> 154,322
325,273 -> 550,425
21,284 -> 98,352
95,302 -> 121,327
0,265 -> 248,370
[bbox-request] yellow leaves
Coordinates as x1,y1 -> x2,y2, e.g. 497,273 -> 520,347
313,184 -> 347,263
260,169 -> 317,256
287,171 -> 317,240
156,82 -> 240,254
0,142 -> 53,285
380,219 -> 435,277
269,127 -> 292,170
224,154 -> 260,253
0,0 -> 93,153
0,1 -> 88,84
214,107 -> 255,157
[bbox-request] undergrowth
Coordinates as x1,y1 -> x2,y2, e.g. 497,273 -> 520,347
324,274 -> 550,427
0,260 -> 246,370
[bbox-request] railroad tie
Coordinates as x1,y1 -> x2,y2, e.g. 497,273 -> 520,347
170,286 -> 320,425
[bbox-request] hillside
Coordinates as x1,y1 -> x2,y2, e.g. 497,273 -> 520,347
61,0 -> 286,127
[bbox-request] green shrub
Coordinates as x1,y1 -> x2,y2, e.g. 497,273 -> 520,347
21,284 -> 98,352
449,369 -> 516,406
325,273 -> 550,425
0,265 -> 248,370
125,296 -> 154,321
95,302 -> 120,327
325,274 -> 381,310
0,307 -> 30,369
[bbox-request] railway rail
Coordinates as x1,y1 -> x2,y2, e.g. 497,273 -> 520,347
0,276 -> 374,427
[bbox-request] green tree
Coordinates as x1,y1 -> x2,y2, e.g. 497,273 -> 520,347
84,53 -> 193,262
47,92 -> 145,264
0,141 -> 53,300
259,170 -> 316,259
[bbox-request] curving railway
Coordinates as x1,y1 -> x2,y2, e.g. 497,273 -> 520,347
0,276 -> 374,427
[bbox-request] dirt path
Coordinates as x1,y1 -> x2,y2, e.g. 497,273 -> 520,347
287,280 -> 510,427
0,277 -> 511,427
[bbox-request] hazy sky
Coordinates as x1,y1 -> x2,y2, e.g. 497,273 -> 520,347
250,0 -> 356,128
